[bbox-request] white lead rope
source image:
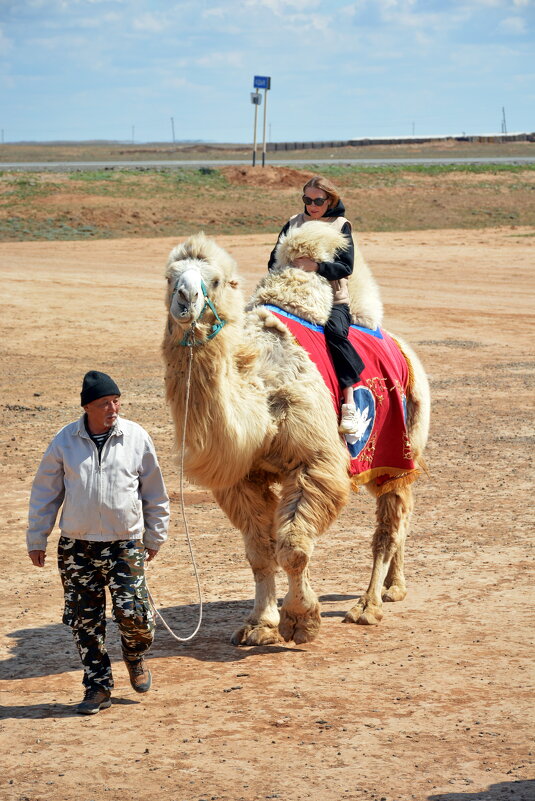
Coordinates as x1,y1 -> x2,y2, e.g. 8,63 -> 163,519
146,341 -> 204,642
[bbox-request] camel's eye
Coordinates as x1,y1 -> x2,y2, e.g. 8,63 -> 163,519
212,278 -> 220,289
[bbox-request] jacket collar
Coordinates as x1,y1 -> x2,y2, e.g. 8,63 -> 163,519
303,198 -> 346,219
75,414 -> 124,438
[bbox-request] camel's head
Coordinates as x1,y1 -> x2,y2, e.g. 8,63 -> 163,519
165,232 -> 242,342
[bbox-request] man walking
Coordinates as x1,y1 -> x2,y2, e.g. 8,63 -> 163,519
27,370 -> 170,715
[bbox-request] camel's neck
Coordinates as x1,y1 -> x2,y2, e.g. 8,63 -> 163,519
163,326 -> 272,490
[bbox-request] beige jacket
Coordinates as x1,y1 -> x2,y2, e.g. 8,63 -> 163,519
27,415 -> 169,552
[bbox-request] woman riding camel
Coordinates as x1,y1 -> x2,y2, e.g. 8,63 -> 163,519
268,175 -> 364,435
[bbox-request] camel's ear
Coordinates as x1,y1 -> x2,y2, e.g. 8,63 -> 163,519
228,279 -> 239,289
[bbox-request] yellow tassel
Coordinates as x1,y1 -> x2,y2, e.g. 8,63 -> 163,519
350,467 -> 421,496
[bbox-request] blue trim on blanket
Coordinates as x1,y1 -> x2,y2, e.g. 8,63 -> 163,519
264,304 -> 384,339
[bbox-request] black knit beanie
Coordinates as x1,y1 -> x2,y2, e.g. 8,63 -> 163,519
81,371 -> 121,406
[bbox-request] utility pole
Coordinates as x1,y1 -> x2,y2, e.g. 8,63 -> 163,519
131,125 -> 135,144
251,92 -> 261,166
171,117 -> 175,144
252,75 -> 271,167
261,87 -> 268,167
501,107 -> 507,135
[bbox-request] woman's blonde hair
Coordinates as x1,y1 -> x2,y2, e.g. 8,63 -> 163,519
302,175 -> 341,211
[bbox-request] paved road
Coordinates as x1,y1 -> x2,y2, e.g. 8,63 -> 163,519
1,156 -> 534,171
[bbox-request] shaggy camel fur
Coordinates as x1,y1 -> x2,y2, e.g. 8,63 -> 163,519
162,225 -> 430,644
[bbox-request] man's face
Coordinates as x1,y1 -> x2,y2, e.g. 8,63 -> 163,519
84,395 -> 121,434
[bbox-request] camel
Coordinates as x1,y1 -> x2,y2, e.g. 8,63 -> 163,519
162,224 -> 430,645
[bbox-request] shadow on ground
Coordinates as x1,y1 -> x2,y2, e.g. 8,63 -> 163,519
0,696 -> 138,720
1,594 -> 364,682
428,780 -> 535,801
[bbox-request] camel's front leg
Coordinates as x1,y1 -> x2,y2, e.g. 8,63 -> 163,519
345,485 -> 413,625
214,477 -> 282,646
276,461 -> 348,644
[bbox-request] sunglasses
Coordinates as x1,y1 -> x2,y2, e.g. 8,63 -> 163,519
302,195 -> 328,207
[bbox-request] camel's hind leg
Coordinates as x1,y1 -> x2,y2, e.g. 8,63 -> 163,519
213,475 -> 282,647
276,461 -> 349,644
344,484 -> 414,626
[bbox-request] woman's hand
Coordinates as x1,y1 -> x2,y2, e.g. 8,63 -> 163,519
292,257 -> 318,272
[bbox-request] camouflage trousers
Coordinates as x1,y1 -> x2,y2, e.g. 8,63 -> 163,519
58,536 -> 155,691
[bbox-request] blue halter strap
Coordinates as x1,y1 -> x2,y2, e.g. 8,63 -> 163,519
174,278 -> 226,347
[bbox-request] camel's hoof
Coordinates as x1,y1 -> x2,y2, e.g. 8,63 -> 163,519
230,624 -> 282,647
382,584 -> 407,602
343,599 -> 383,626
279,605 -> 321,644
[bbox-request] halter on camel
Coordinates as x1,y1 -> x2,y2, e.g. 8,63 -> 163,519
171,277 -> 226,347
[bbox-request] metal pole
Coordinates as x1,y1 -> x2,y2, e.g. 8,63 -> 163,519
252,101 -> 259,167
171,117 -> 175,143
261,87 -> 268,167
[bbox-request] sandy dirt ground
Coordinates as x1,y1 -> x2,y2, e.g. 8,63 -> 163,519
0,228 -> 533,801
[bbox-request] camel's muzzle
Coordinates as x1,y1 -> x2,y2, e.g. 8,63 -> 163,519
170,301 -> 197,323
170,274 -> 226,346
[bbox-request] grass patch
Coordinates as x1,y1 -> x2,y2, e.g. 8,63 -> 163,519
1,162 -> 534,240
61,168 -> 230,200
0,216 -> 112,240
318,162 -> 535,178
3,176 -> 62,199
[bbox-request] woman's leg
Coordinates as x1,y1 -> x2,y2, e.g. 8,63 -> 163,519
325,304 -> 364,432
324,304 -> 364,390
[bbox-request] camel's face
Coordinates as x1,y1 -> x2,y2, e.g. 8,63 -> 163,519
167,258 -> 228,329
168,262 -> 206,324
165,233 -> 242,341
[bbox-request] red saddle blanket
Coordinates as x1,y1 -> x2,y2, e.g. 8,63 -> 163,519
265,305 -> 419,495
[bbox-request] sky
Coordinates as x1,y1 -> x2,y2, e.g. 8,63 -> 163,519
0,0 -> 533,143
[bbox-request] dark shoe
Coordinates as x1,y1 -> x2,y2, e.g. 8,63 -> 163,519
77,686 -> 112,715
124,657 -> 152,693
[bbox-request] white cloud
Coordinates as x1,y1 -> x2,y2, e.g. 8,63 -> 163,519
195,50 -> 245,69
499,14 -> 528,32
0,25 -> 13,56
244,0 -> 319,12
132,13 -> 167,33
22,0 -> 124,7
74,12 -> 121,28
166,76 -> 192,88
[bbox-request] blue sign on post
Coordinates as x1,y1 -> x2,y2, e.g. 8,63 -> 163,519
252,76 -> 271,167
254,75 -> 271,90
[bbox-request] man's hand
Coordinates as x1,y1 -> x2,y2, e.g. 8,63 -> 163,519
29,550 -> 46,567
145,548 -> 158,562
292,257 -> 318,272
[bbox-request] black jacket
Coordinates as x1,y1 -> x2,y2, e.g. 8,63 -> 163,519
267,200 -> 354,282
